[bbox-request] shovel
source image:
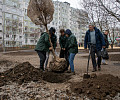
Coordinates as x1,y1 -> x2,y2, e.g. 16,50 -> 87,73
83,43 -> 92,79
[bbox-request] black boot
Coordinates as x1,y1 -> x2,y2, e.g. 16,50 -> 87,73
40,67 -> 44,71
98,65 -> 101,71
92,67 -> 97,72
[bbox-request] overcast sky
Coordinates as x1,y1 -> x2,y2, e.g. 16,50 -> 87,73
53,0 -> 83,9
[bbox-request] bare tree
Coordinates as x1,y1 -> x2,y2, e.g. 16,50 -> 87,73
82,0 -> 120,49
96,0 -> 120,22
82,0 -> 106,32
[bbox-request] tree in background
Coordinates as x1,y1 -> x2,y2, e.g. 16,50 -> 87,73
82,0 -> 120,49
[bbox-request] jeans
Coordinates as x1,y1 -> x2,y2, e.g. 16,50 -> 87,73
37,51 -> 46,70
90,46 -> 101,69
44,51 -> 50,69
69,53 -> 76,72
102,59 -> 106,63
44,50 -> 56,69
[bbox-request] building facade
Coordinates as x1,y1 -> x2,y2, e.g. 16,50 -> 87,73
0,0 -> 24,47
48,1 -> 88,44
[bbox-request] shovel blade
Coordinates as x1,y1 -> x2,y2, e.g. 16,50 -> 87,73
83,74 -> 90,79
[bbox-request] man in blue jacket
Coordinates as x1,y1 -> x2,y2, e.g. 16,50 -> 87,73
84,24 -> 106,72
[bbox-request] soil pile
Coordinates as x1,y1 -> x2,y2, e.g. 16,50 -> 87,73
70,74 -> 120,100
0,60 -> 13,67
0,62 -> 42,86
109,54 -> 120,61
0,62 -> 71,87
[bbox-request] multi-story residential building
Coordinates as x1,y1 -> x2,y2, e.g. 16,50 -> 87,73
48,1 -> 71,40
70,8 -> 88,44
1,0 -> 24,47
48,1 -> 88,44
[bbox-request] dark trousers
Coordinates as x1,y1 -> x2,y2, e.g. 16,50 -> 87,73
91,46 -> 101,69
37,51 -> 46,70
60,49 -> 69,70
60,49 -> 66,58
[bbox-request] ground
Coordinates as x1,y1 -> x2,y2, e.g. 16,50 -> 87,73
0,49 -> 120,100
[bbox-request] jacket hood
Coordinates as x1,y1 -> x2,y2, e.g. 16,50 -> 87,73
65,29 -> 72,36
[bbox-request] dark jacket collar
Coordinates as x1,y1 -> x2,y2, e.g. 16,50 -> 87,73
88,27 -> 99,33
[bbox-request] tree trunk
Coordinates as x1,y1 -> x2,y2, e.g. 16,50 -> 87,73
45,24 -> 56,60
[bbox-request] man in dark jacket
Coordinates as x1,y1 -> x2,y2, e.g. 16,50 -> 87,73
84,24 -> 106,72
35,32 -> 51,71
102,30 -> 109,65
65,29 -> 78,74
44,27 -> 57,69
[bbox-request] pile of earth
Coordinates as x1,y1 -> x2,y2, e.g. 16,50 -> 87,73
70,74 -> 120,100
107,49 -> 120,52
109,54 -> 120,61
0,62 -> 71,87
0,60 -> 13,67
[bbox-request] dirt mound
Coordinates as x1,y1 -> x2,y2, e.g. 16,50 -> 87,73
70,74 -> 120,100
0,60 -> 13,66
0,62 -> 71,87
109,54 -> 120,61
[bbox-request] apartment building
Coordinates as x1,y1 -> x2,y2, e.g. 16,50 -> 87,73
48,1 -> 88,44
48,1 -> 71,40
1,0 -> 24,47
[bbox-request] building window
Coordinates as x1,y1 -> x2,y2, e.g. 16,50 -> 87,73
19,42 -> 22,45
25,26 -> 28,31
6,41 -> 10,45
19,22 -> 22,27
19,36 -> 22,39
30,40 -> 34,43
6,34 -> 9,38
52,22 -> 54,25
30,28 -> 34,32
12,35 -> 16,39
19,29 -> 22,33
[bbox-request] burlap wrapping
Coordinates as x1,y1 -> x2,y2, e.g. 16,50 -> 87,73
49,58 -> 67,72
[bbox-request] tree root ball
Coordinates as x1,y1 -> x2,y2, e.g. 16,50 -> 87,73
49,58 -> 67,72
